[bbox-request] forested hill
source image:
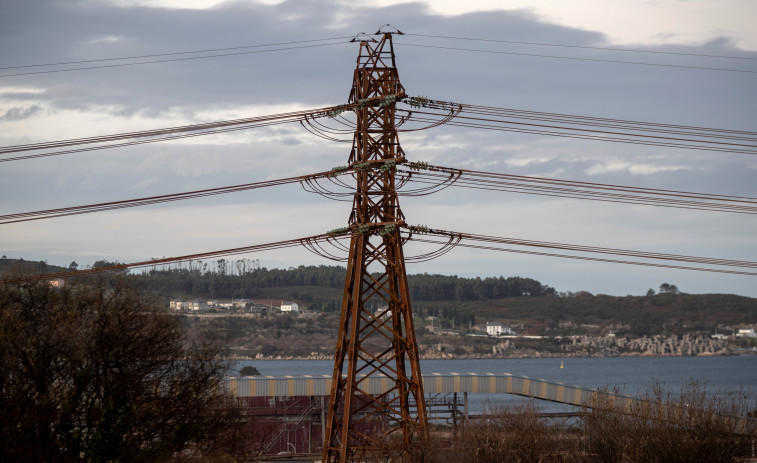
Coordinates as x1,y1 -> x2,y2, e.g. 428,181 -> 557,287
129,265 -> 557,301
0,258 -> 554,302
0,257 -> 67,275
3,258 -> 756,334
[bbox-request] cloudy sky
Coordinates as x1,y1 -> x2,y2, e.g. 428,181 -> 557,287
1,0 -> 756,297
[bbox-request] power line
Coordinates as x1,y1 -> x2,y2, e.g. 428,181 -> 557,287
3,233 -> 340,284
0,107 -> 325,154
0,120 -> 296,162
6,95 -> 751,162
404,33 -> 757,62
0,169 -> 351,224
397,165 -> 757,214
10,223 -> 755,285
407,115 -> 757,154
404,110 -> 757,151
395,42 -> 757,74
9,158 -> 753,226
0,95 -> 401,162
412,237 -> 757,277
304,160 -> 757,213
0,41 -> 349,78
410,228 -> 757,276
422,100 -> 757,138
397,98 -> 757,155
0,36 -> 354,71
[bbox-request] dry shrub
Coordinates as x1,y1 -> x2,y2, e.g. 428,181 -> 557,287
344,383 -> 755,463
369,429 -> 441,463
582,381 -> 756,463
445,402 -> 579,463
370,402 -> 579,463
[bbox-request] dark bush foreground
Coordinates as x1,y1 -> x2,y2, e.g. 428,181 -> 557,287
0,275 -> 247,462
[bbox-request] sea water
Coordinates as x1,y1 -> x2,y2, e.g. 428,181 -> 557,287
236,355 -> 757,413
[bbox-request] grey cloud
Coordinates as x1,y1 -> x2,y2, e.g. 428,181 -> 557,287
0,104 -> 42,121
1,0 -> 755,296
2,0 -> 754,136
281,137 -> 301,145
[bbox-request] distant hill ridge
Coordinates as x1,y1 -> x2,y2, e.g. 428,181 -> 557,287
0,257 -> 68,275
2,258 -> 755,336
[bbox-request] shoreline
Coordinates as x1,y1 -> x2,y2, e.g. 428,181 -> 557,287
224,348 -> 757,362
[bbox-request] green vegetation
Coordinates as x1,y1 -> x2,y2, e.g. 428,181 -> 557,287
238,366 -> 261,376
124,263 -> 555,305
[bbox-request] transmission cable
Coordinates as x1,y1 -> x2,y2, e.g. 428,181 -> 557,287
0,169 -> 352,224
407,227 -> 757,276
0,41 -> 349,78
404,33 -> 757,62
394,42 -> 757,74
0,97 -> 397,162
396,165 -> 757,214
0,107 -> 335,154
3,232 -> 343,284
6,223 -> 755,285
397,98 -> 757,155
0,36 -> 354,71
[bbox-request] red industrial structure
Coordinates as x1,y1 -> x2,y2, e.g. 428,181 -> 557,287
322,30 -> 428,461
237,395 -> 389,457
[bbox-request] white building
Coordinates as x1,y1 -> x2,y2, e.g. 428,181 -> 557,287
374,306 -> 392,321
486,321 -> 514,336
169,299 -> 184,311
281,302 -> 300,313
186,300 -> 205,311
736,328 -> 756,338
169,299 -> 205,311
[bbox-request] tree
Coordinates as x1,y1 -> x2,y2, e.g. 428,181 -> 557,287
659,283 -> 680,294
239,366 -> 261,376
69,261 -> 78,270
0,275 -> 245,462
646,288 -> 656,296
91,259 -> 127,274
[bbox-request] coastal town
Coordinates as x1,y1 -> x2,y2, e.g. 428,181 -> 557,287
170,297 -> 757,360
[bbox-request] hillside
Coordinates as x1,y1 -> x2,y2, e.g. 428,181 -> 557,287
3,258 -> 755,339
0,256 -> 68,275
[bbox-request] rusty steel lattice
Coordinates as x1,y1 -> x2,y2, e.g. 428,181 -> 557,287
322,32 -> 428,461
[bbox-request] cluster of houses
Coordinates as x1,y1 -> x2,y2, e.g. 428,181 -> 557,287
168,297 -> 757,344
423,316 -> 519,338
169,298 -> 299,314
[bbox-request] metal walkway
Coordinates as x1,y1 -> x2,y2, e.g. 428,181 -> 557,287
224,372 -> 625,409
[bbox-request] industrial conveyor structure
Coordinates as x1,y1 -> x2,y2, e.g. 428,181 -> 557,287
226,372 -> 618,409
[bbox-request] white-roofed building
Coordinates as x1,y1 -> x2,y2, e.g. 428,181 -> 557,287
281,302 -> 300,313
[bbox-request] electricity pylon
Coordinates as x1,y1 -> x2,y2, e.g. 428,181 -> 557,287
322,32 -> 428,462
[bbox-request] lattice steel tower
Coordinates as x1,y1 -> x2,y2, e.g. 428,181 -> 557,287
322,32 -> 428,461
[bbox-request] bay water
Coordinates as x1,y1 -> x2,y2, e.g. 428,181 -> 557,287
236,355 -> 757,414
